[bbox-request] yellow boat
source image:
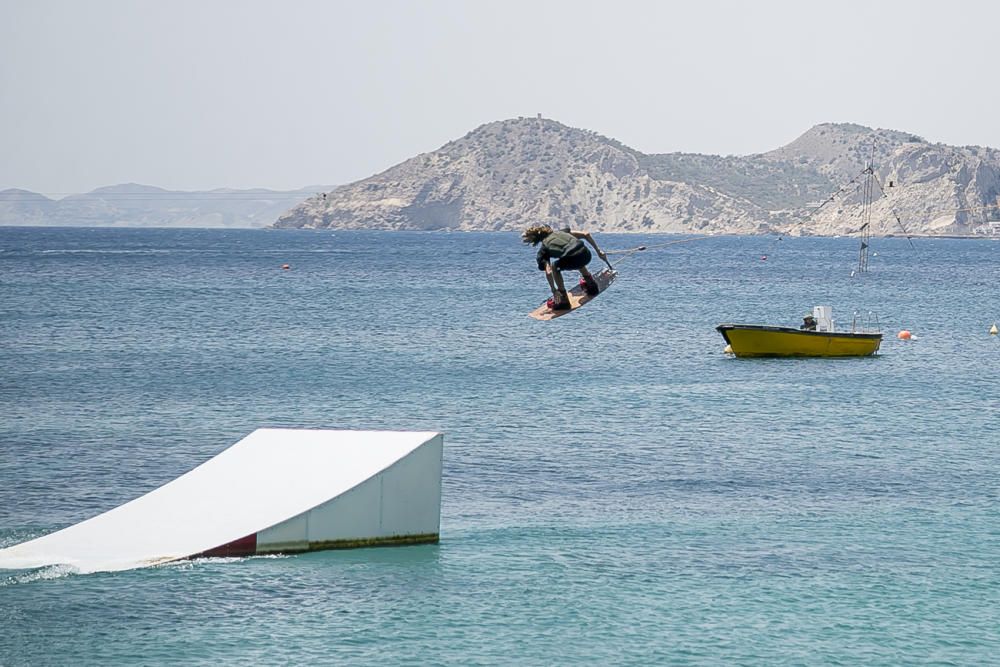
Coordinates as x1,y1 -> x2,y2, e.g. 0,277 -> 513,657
716,307 -> 882,358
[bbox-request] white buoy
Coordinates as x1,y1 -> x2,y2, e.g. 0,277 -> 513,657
990,323 -> 998,335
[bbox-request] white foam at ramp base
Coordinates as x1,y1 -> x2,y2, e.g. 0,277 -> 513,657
0,429 -> 443,573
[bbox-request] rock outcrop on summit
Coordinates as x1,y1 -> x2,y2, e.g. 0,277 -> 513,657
275,118 -> 1000,237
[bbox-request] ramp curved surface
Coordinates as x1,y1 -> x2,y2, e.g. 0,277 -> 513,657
0,429 -> 443,573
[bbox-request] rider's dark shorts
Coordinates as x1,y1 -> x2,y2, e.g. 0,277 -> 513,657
555,246 -> 591,272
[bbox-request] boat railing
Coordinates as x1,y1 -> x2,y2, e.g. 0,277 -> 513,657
850,310 -> 881,334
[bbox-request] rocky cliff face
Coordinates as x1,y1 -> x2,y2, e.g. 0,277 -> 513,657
275,118 -> 1000,237
276,118 -> 780,234
764,124 -> 1000,236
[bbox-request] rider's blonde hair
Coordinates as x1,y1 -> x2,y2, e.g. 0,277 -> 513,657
521,225 -> 553,245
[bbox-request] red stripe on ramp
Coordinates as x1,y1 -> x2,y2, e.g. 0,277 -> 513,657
198,533 -> 258,558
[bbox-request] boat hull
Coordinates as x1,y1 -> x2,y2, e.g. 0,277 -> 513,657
716,324 -> 882,358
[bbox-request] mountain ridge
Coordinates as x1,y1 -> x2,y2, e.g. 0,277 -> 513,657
5,119 -> 1000,236
0,184 -> 332,228
275,118 -> 1000,237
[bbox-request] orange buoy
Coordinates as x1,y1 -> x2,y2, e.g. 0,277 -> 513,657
281,264 -> 291,270
897,330 -> 912,340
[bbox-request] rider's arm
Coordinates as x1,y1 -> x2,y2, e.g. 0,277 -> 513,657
570,230 -> 607,261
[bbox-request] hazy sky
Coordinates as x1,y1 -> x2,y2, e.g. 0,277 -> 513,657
3,0 -> 999,194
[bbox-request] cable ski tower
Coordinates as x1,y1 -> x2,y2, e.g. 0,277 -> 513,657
851,140 -> 914,276
856,141 -> 877,274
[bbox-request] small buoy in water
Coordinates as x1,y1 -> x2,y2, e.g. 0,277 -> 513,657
281,264 -> 291,270
897,330 -> 912,340
990,323 -> 998,335
761,255 -> 767,261
723,344 -> 733,355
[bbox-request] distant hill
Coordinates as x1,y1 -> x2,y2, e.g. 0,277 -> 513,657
275,118 -> 1000,237
7,119 -> 1000,236
0,184 -> 329,228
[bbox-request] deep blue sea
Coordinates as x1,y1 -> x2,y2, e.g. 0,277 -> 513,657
1,226 -> 998,665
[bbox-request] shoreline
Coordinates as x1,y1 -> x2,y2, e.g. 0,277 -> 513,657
2,223 -> 999,241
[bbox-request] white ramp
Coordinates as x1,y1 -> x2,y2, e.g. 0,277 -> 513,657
0,429 -> 443,573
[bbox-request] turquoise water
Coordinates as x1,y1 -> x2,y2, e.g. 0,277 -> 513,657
1,227 -> 998,665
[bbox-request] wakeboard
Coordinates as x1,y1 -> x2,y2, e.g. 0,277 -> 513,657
528,268 -> 618,321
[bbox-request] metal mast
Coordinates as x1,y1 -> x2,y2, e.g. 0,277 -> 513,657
856,141 -> 877,274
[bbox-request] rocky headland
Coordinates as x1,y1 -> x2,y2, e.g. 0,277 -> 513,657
6,119 -> 999,236
275,118 -> 1000,237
